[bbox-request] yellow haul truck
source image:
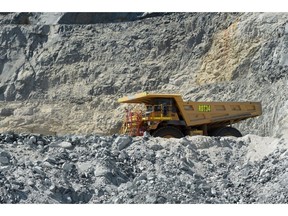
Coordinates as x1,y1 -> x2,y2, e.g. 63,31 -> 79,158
118,92 -> 262,138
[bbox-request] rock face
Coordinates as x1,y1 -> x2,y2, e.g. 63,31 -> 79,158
1,12 -> 288,204
0,132 -> 288,204
1,12 -> 288,138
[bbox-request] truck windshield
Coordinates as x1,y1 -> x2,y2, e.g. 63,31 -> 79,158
154,105 -> 161,111
146,105 -> 153,112
146,105 -> 161,112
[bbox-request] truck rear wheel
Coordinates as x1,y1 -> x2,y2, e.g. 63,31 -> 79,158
152,126 -> 184,138
211,127 -> 242,137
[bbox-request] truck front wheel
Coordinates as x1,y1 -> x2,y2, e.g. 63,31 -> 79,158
152,126 -> 184,138
210,127 -> 242,137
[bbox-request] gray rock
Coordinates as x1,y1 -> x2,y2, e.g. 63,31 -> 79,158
43,156 -> 57,164
114,136 -> 132,151
49,184 -> 56,191
77,162 -> 91,173
27,179 -> 35,186
62,162 -> 74,172
211,188 -> 217,195
150,144 -> 163,151
113,197 -> 123,204
285,23 -> 288,34
0,108 -> 14,116
0,151 -> 11,158
143,131 -> 151,138
118,151 -> 129,160
42,161 -> 53,168
0,156 -> 9,165
58,141 -> 73,149
49,141 -> 73,149
100,141 -> 109,148
37,140 -> 44,145
145,193 -> 157,203
94,164 -> 109,177
28,136 -> 37,145
136,173 -> 147,181
33,166 -> 45,176
44,178 -> 51,186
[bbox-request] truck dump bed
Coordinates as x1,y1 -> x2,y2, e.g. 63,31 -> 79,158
118,92 -> 262,137
118,92 -> 262,127
177,101 -> 262,128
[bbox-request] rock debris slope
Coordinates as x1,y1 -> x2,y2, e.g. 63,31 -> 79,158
1,132 -> 288,204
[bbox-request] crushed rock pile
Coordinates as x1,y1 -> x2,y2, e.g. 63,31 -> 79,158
1,132 -> 288,204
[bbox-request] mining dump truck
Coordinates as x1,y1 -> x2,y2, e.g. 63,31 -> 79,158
118,92 -> 262,138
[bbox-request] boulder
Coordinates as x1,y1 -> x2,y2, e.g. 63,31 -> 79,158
62,162 -> 75,172
0,156 -> 9,165
113,136 -> 132,151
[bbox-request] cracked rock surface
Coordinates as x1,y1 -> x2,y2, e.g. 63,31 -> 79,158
1,12 -> 288,138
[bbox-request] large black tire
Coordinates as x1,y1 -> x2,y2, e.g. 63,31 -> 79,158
210,127 -> 242,137
152,126 -> 184,138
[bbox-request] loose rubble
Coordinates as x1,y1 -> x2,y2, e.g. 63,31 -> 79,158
1,132 -> 288,204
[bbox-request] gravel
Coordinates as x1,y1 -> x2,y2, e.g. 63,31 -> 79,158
0,132 -> 288,204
